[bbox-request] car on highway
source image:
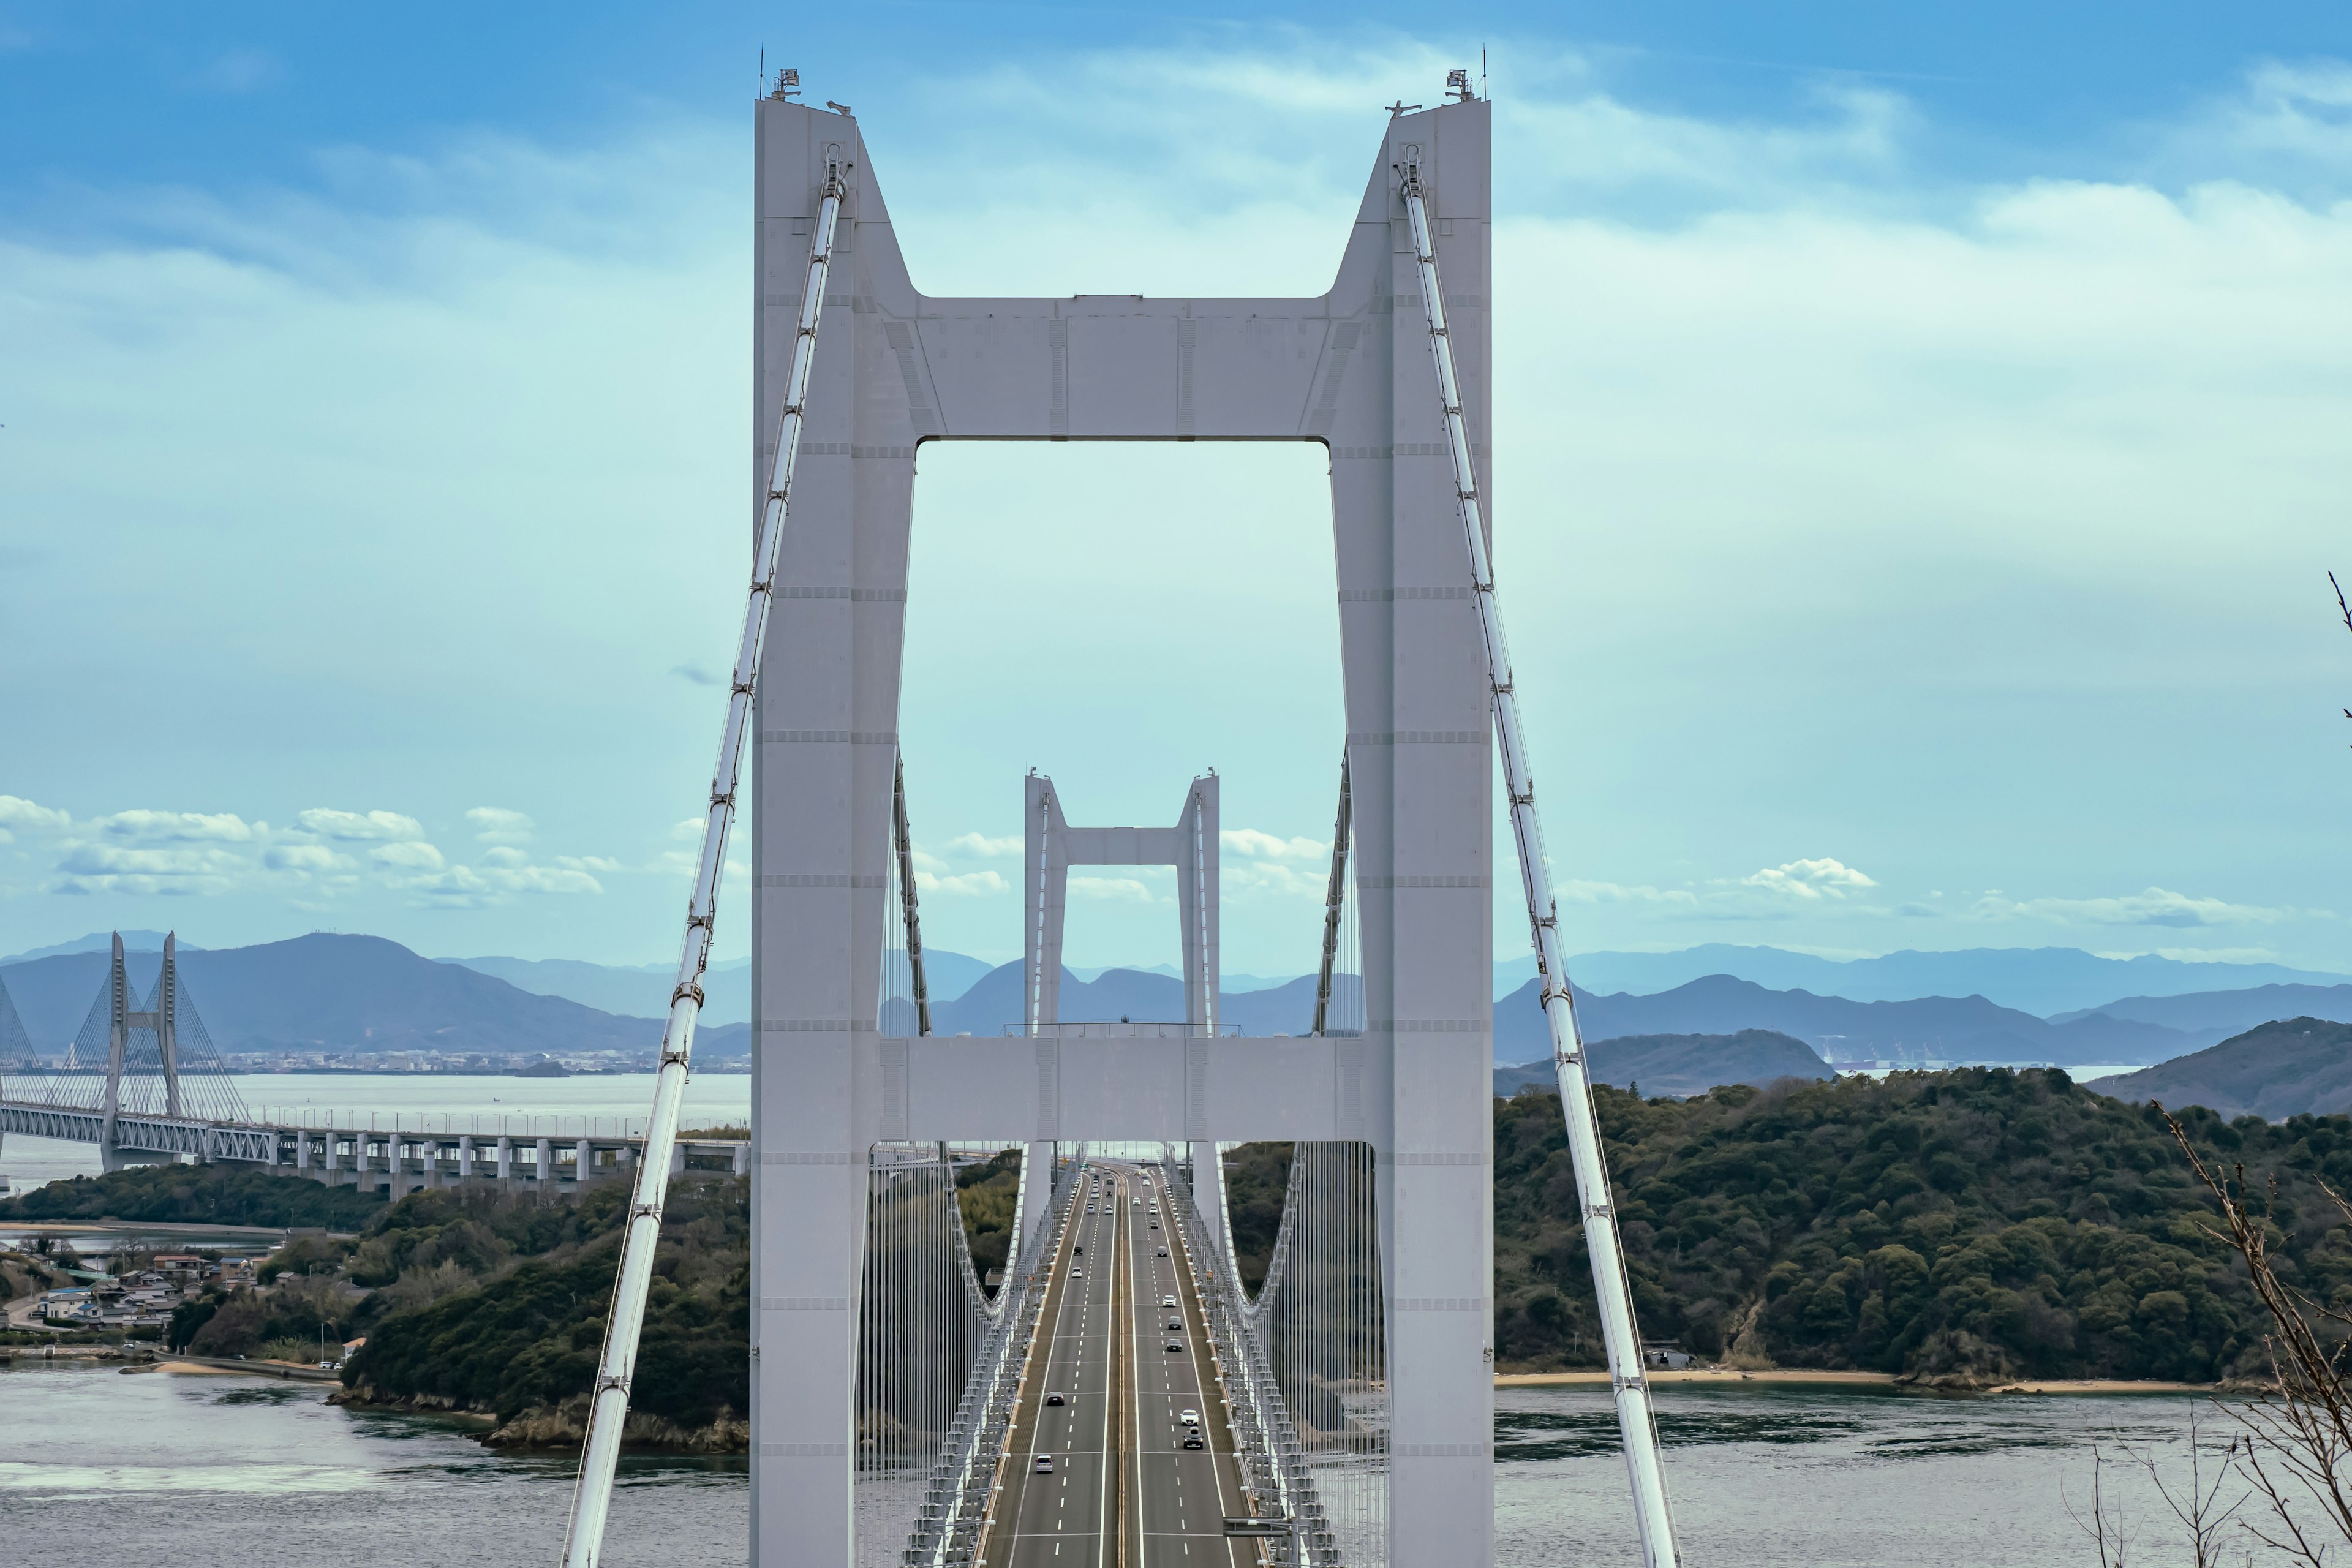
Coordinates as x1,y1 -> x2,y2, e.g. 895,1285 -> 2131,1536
1161,1295 -> 1177,1308
1180,1408 -> 1199,1425
1033,1454 -> 1054,1474
1166,1341 -> 1185,1353
1166,1319 -> 1182,1330
1156,1248 -> 1168,1256
1182,1432 -> 1205,1450
1046,1393 -> 1066,1407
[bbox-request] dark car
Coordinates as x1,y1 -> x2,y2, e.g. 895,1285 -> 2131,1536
1166,1319 -> 1182,1331
1166,1341 -> 1185,1353
1046,1393 -> 1066,1407
1157,1248 -> 1168,1257
1182,1433 -> 1205,1450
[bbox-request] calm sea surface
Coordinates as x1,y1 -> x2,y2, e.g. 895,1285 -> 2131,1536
0,1360 -> 2247,1566
0,1072 -> 751,1196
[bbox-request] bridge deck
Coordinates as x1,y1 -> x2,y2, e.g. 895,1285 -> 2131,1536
982,1163 -> 1256,1568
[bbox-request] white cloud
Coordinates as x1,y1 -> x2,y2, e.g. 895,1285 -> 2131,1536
1223,827 -> 1328,862
371,840 -> 448,873
0,795 -> 70,843
297,809 -> 426,842
466,806 -> 534,845
96,809 -> 257,843
916,869 -> 1011,897
556,854 -> 626,873
263,843 -> 350,874
1738,858 -> 1879,900
948,832 -> 1024,858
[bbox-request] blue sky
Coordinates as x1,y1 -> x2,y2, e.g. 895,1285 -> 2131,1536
4,3 -> 2352,976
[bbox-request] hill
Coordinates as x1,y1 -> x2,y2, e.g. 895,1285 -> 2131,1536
1226,1068 -> 2345,1382
2097,1017 -> 2352,1120
1494,974 -> 2211,1068
0,934 -> 661,1057
1491,1030 -> 1831,1099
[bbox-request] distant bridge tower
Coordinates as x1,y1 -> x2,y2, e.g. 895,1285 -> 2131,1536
1016,771 -> 1226,1254
99,931 -> 183,1169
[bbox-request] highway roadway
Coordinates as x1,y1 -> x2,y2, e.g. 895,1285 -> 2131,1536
980,1162 -> 1259,1568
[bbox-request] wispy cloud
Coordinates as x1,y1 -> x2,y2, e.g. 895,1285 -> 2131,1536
948,832 -> 1023,858
1969,887 -> 2303,929
2,793 -> 623,908
916,869 -> 1010,897
466,807 -> 533,845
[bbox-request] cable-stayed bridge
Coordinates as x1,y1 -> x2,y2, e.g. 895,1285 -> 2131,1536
0,931 -> 749,1188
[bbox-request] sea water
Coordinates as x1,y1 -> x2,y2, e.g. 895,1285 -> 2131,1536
0,1359 -> 2250,1566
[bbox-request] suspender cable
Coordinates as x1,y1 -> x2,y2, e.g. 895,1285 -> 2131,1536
560,163 -> 846,1568
1399,164 -> 1681,1567
1310,758 -> 1352,1038
894,756 -> 934,1036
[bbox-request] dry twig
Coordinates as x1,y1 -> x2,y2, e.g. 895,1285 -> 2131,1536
2166,1107 -> 2352,1561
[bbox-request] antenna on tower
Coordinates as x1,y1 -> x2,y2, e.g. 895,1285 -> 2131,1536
771,66 -> 801,102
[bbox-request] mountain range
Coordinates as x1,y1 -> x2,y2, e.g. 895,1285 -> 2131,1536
1504,944 -> 2350,1016
1493,974 -> 2236,1068
8,932 -> 2352,1095
0,935 -> 660,1057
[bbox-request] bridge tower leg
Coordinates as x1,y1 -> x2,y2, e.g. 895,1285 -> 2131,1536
99,932 -> 130,1174
156,932 -> 183,1120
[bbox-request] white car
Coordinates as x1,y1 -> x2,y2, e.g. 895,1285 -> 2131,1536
1179,1408 -> 1199,1425
1161,1295 -> 1177,1308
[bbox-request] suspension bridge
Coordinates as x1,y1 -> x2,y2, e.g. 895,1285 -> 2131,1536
4,70 -> 1681,1568
562,70 -> 1676,1568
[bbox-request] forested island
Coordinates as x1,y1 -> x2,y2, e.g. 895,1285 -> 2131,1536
7,1066 -> 2342,1445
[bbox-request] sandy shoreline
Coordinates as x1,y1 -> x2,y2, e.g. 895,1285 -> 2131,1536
1495,1368 -> 2216,1395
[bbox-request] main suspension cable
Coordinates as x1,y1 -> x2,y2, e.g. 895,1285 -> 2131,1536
1398,161 -> 1682,1567
559,160 -> 847,1568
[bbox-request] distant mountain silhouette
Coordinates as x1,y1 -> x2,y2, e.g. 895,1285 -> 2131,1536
1493,1029 -> 1832,1098
1,930 -> 189,963
2097,1017 -> 2352,1120
0,934 -> 660,1057
1550,945 -> 2350,1016
437,948 -> 993,1026
1492,974 -> 2214,1067
2048,984 -> 2352,1037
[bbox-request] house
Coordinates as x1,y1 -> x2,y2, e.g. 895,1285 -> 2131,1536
1641,1341 -> 1695,1371
40,1289 -> 98,1325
